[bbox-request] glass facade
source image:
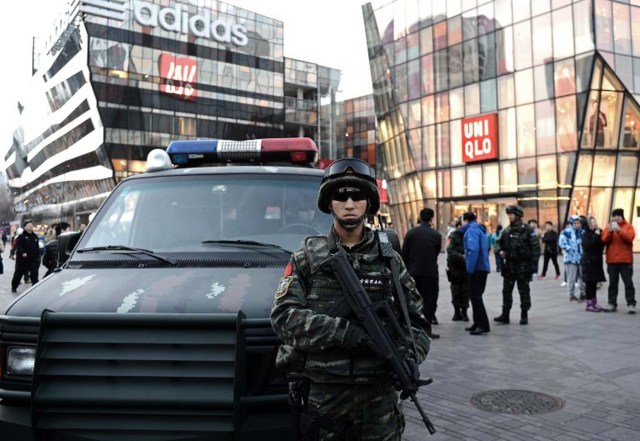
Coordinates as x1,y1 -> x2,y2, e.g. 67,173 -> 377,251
5,0 -> 340,226
363,0 -> 640,249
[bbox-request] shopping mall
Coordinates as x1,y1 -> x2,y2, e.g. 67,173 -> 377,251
363,0 -> 640,246
3,0 -> 340,225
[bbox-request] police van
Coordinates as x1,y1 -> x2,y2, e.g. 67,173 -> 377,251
0,138 -> 339,440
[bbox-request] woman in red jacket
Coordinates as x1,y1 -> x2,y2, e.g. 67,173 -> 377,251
601,208 -> 636,313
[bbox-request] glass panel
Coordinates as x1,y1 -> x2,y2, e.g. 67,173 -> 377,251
613,3 -> 631,55
448,0 -> 462,18
420,27 -> 433,55
538,155 -> 558,190
407,31 -> 420,60
591,154 -> 616,186
512,0 -> 530,23
595,0 -> 613,52
421,54 -> 434,95
515,69 -> 534,105
498,74 -> 515,109
536,100 -> 556,154
480,78 -> 497,113
634,59 -> 640,94
477,2 -> 495,35
499,108 -> 517,159
501,160 -> 518,192
465,83 -> 480,116
449,44 -> 464,89
439,169 -> 451,197
423,125 -> 437,168
556,95 -> 577,152
494,0 -> 512,28
513,21 -> 532,70
423,171 -> 437,199
450,87 -> 465,120
448,16 -> 462,46
452,167 -> 466,196
583,91 -> 601,148
518,157 -> 537,191
467,166 -> 483,195
434,49 -> 449,92
478,32 -> 497,79
558,152 -> 576,187
450,119 -> 463,165
462,8 -> 478,41
612,188 -> 634,225
421,95 -> 435,125
554,58 -> 576,97
575,54 -> 593,93
538,190 -> 558,227
534,64 -> 554,101
436,123 -> 450,166
436,92 -> 449,123
602,68 -> 624,91
574,153 -> 594,186
589,187 -> 613,225
572,187 -> 590,217
409,99 -> 422,128
434,21 -> 448,50
616,155 -> 638,186
622,96 -> 640,149
484,163 -> 500,194
573,0 -> 596,54
409,128 -> 424,170
633,6 -> 640,57
598,90 -> 623,149
532,14 -> 552,66
408,60 -> 421,100
463,39 -> 479,84
552,6 -> 574,60
497,27 -> 514,74
517,104 -> 536,157
531,0 -> 550,16
615,55 -> 633,94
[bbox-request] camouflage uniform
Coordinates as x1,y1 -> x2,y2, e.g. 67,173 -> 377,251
271,227 -> 431,441
495,219 -> 541,313
446,230 -> 470,310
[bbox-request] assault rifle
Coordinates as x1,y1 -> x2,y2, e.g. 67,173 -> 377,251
322,249 -> 436,435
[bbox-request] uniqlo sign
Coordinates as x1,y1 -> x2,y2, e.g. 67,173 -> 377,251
461,113 -> 499,163
159,53 -> 197,100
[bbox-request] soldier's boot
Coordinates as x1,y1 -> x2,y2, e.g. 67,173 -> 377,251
520,309 -> 528,325
493,308 -> 510,324
460,308 -> 469,322
452,307 -> 463,321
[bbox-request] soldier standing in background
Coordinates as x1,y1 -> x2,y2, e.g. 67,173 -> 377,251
270,158 -> 431,441
446,218 -> 470,322
494,205 -> 541,325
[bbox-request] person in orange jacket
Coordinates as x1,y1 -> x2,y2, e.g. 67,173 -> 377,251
601,208 -> 636,314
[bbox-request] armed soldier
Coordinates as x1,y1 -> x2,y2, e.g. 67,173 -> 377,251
270,158 -> 432,441
494,205 -> 541,325
446,218 -> 470,322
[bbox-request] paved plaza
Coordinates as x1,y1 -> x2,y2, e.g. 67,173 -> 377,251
1,253 -> 640,440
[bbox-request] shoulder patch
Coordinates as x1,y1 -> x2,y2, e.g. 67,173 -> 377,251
275,276 -> 293,299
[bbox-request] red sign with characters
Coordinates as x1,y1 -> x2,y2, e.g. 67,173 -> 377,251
159,53 -> 197,101
461,113 -> 499,163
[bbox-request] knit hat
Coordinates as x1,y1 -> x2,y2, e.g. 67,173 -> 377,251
611,208 -> 625,219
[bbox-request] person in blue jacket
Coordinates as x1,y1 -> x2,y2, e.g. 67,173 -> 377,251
460,212 -> 491,335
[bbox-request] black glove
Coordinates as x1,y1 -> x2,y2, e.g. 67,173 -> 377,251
390,358 -> 420,400
342,324 -> 373,352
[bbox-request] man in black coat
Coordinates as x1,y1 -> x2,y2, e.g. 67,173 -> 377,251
402,207 -> 442,338
11,221 -> 41,293
541,221 -> 561,279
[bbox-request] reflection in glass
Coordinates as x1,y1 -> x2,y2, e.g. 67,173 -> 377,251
575,153 -> 594,186
498,74 -> 515,109
554,59 -> 576,97
499,108 -> 517,159
449,44 -> 464,88
450,87 -> 465,119
497,27 -> 514,75
538,155 -> 557,190
616,155 -> 638,186
595,0 -> 613,51
467,166 -> 482,195
612,3 -> 631,55
556,95 -> 577,152
513,21 -> 532,71
465,83 -> 480,116
452,167 -> 466,197
483,163 -> 500,194
515,69 -> 534,105
612,188 -> 634,224
516,104 -> 535,157
622,97 -> 640,149
592,154 -> 616,186
480,79 -> 497,113
597,90 -> 623,149
450,119 -> 463,165
532,14 -> 552,66
552,6 -> 574,60
517,157 -> 536,190
535,100 -> 556,155
589,187 -> 613,226
501,160 -> 517,192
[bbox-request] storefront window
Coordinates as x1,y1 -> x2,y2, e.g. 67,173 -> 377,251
613,3 -> 631,55
467,166 -> 483,195
423,171 -> 437,199
622,97 -> 640,149
591,154 -> 616,186
438,169 -> 451,198
538,190 -> 558,225
498,74 -> 515,109
515,69 -> 534,105
501,160 -> 518,192
497,27 -> 514,74
538,155 -> 558,190
574,153 -> 594,186
589,187 -> 613,225
421,54 -> 434,95
532,14 -> 552,66
595,0 -> 613,52
558,152 -> 576,187
452,167 -> 466,197
536,100 -> 556,154
450,119 -> 463,165
554,59 -> 576,97
499,108 -> 517,159
465,83 -> 480,116
572,187 -> 590,217
616,155 -> 638,186
575,54 -> 593,93
518,157 -> 537,190
517,104 -> 536,157
449,44 -> 464,88
556,95 -> 577,152
597,90 -> 623,149
513,21 -> 532,71
450,87 -> 465,119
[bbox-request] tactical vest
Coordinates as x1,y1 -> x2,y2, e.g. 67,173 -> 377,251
503,223 -> 533,261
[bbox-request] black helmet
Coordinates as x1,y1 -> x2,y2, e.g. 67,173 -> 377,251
506,205 -> 524,218
317,158 -> 380,214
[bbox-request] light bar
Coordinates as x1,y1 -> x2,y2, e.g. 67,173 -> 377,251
165,138 -> 318,167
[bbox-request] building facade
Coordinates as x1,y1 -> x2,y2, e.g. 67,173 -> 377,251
4,0 -> 340,226
363,0 -> 640,247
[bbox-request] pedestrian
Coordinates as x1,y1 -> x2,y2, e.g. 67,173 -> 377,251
559,215 -> 586,302
489,224 -> 503,272
446,217 -> 470,322
528,219 -> 543,277
581,216 -> 606,312
0,240 -> 4,275
44,225 -> 57,245
402,207 -> 442,337
270,158 -> 431,441
9,228 -> 21,260
11,221 -> 41,293
540,221 -> 560,279
460,212 -> 491,335
42,222 -> 71,277
494,205 -> 540,325
1,231 -> 7,247
601,208 -> 636,313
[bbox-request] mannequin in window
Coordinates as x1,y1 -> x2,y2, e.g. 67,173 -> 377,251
588,104 -> 607,147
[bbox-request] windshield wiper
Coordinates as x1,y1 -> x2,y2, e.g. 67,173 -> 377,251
76,245 -> 176,265
201,240 -> 292,254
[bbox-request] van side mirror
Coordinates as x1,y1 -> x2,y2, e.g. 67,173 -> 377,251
57,232 -> 81,268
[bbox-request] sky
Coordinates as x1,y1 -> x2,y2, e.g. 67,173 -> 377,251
0,0 -> 374,167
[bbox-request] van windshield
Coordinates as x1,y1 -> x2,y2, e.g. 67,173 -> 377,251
80,174 -> 334,253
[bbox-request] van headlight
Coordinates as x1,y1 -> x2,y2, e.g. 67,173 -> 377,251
6,347 -> 36,376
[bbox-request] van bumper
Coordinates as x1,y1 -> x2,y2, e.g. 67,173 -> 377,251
0,402 -> 33,441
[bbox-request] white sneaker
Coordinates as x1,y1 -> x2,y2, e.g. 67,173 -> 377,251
575,282 -> 579,288
629,304 -> 636,314
561,281 -> 567,287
